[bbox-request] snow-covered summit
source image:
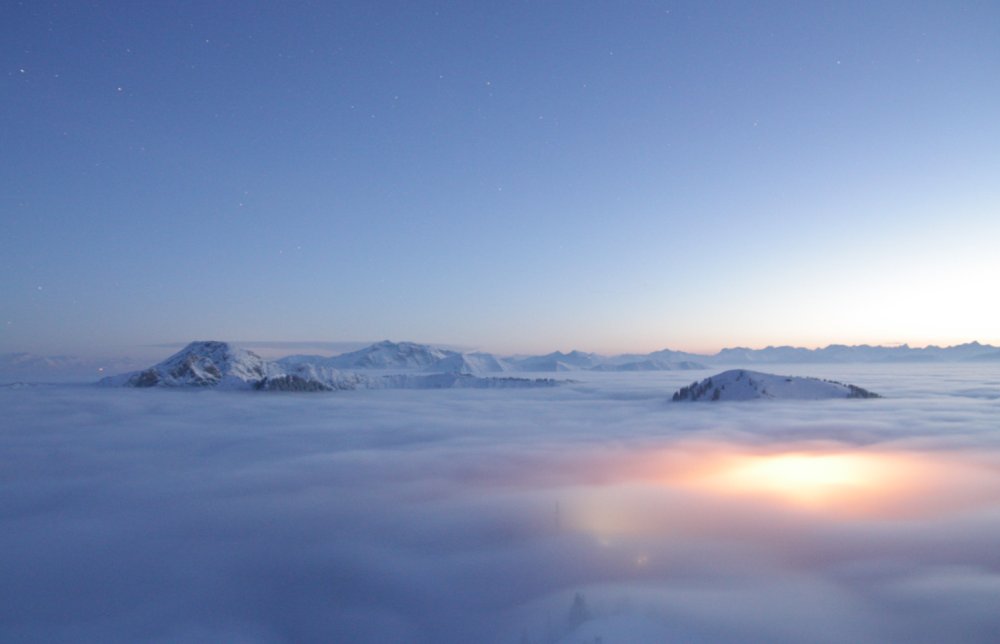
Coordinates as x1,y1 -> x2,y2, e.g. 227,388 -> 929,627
672,369 -> 881,401
99,341 -> 281,389
322,340 -> 455,369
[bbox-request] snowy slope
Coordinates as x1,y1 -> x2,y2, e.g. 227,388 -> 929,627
672,369 -> 881,401
508,350 -> 705,372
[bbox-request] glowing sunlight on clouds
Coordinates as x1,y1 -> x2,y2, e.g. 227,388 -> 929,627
686,451 -> 913,510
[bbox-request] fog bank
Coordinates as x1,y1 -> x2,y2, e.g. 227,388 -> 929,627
2,365 -> 999,642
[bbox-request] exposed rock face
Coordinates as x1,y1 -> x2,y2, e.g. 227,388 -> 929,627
254,375 -> 333,392
131,369 -> 163,388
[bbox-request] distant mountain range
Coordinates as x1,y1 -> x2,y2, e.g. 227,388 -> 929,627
672,369 -> 881,402
0,352 -> 145,382
503,341 -> 999,368
496,341 -> 999,371
3,340 -> 998,384
705,342 -> 1000,364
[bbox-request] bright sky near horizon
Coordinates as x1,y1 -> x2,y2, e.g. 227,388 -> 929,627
2,1 -> 998,357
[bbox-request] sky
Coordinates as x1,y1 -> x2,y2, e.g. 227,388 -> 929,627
3,365 -> 1000,642
3,1 -> 999,357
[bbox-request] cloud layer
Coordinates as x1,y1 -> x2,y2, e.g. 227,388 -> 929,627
2,364 -> 999,642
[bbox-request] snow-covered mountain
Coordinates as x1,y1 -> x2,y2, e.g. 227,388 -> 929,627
429,352 -> 509,374
0,352 -> 144,383
510,350 -> 604,372
100,341 -> 554,391
99,341 -> 284,389
280,341 -> 511,375
1,352 -> 83,372
704,342 -> 1000,364
373,373 -> 555,389
672,369 -> 881,401
504,349 -> 705,372
590,358 -> 706,372
320,340 -> 455,369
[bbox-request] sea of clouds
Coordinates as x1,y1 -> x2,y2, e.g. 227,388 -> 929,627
2,364 -> 999,643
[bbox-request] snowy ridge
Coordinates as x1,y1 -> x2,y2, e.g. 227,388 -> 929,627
672,369 -> 881,401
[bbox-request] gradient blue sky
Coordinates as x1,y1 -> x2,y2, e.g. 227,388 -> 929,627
3,1 -> 998,357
